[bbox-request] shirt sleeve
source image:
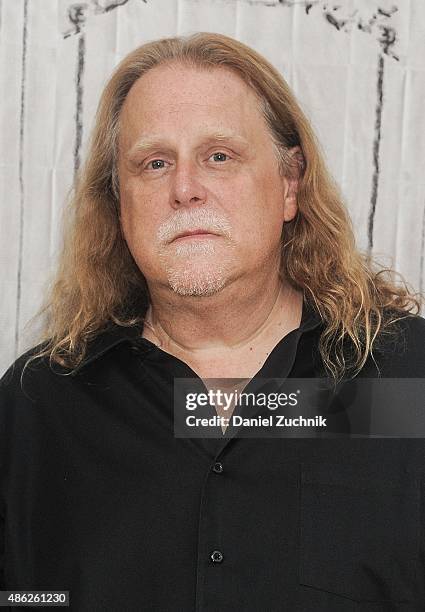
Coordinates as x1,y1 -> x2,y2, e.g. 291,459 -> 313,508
0,364 -> 13,590
0,347 -> 48,596
0,359 -> 22,592
0,373 -> 8,589
0,513 -> 4,589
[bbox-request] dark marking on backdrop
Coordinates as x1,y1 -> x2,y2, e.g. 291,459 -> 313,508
93,0 -> 131,13
15,0 -> 29,358
368,54 -> 384,253
65,4 -> 88,177
64,0 -> 146,36
74,33 -> 86,177
64,2 -> 88,38
324,12 -> 346,30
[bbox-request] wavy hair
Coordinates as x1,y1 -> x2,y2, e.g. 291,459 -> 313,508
23,32 -> 422,383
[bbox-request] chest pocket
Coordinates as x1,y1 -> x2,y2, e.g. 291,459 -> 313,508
298,462 -> 421,603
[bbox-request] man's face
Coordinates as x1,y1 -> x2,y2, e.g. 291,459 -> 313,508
118,62 -> 298,297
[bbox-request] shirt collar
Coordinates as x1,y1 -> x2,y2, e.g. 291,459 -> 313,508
69,322 -> 145,376
69,297 -> 323,376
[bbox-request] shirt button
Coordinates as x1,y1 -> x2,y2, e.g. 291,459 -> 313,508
210,550 -> 224,563
212,462 -> 223,473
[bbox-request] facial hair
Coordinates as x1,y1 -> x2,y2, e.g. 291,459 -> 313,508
157,208 -> 233,297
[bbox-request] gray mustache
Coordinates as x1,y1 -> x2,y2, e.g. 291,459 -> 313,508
157,209 -> 232,243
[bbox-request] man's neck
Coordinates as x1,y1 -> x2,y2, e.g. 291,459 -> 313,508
142,275 -> 304,361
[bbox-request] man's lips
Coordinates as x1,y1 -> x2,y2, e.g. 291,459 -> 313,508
172,229 -> 218,241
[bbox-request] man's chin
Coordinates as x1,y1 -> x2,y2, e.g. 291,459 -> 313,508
166,269 -> 228,297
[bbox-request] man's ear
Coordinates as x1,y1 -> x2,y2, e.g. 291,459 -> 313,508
283,146 -> 304,222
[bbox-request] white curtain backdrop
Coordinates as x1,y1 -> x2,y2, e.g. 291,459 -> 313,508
1,0 -> 424,375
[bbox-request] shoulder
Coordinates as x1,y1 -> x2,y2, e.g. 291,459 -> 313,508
398,311 -> 425,340
0,343 -> 44,397
0,345 -> 49,472
0,343 -> 80,463
370,311 -> 425,377
0,342 -> 56,405
0,322 -> 141,402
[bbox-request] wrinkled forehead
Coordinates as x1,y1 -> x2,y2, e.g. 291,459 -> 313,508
117,62 -> 270,151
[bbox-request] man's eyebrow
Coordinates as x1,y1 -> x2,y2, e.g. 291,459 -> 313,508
127,132 -> 250,156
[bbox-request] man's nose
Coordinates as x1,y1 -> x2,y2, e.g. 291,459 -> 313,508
169,160 -> 208,209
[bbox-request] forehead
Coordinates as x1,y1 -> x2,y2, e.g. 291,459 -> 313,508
119,62 -> 269,145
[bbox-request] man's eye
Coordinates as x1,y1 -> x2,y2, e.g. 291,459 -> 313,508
146,159 -> 167,170
143,154 -> 230,170
210,152 -> 229,163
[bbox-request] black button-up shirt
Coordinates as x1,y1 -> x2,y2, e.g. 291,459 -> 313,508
1,300 -> 425,611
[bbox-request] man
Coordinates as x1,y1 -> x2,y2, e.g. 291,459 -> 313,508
1,32 -> 425,611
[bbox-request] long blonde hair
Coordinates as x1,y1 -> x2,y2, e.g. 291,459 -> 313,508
23,32 -> 422,382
